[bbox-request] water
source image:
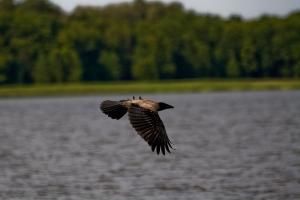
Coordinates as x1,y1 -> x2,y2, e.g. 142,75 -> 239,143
0,91 -> 299,200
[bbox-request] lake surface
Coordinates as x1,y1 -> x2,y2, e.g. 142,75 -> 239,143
0,91 -> 299,200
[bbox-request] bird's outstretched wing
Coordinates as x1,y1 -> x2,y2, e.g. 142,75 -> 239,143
100,100 -> 128,120
128,104 -> 173,155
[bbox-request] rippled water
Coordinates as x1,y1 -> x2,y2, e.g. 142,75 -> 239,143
0,91 -> 300,200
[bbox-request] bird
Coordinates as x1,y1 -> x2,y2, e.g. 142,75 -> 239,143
100,96 -> 174,155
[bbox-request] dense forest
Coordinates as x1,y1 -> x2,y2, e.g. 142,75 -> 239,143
0,0 -> 300,84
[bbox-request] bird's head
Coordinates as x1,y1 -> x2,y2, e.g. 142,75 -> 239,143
158,102 -> 174,111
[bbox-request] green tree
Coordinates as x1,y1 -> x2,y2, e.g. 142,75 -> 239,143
181,37 -> 211,77
0,51 -> 12,82
215,21 -> 244,77
58,15 -> 103,81
99,51 -> 122,80
241,38 -> 258,77
6,0 -> 63,83
1,0 -> 300,84
33,47 -> 82,83
33,53 -> 51,83
48,47 -> 82,82
0,0 -> 15,11
132,39 -> 159,80
227,51 -> 239,78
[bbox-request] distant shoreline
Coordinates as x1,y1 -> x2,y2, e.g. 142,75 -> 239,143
0,79 -> 300,98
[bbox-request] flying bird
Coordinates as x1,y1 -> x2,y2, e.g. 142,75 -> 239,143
100,96 -> 174,155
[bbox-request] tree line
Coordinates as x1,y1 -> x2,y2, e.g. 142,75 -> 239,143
0,0 -> 300,84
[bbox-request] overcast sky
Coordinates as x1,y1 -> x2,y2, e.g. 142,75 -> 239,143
50,0 -> 300,19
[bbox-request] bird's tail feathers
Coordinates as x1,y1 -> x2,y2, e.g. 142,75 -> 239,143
100,100 -> 127,120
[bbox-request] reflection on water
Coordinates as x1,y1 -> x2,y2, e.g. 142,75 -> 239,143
0,91 -> 299,200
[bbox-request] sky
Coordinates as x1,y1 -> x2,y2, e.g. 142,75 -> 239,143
50,0 -> 300,19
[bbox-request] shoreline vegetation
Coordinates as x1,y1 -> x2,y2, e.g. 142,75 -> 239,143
0,79 -> 300,98
1,1 -> 300,85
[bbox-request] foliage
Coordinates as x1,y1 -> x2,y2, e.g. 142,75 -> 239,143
0,0 -> 300,85
1,79 -> 300,97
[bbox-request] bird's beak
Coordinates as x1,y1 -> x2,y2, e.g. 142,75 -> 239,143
158,102 -> 174,111
166,104 -> 174,109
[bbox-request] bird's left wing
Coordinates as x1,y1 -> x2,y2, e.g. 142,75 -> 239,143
128,104 -> 173,155
100,100 -> 128,120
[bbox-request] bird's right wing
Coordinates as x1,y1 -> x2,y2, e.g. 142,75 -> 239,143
128,104 -> 173,155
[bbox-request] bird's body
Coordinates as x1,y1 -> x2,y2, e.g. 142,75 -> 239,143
121,99 -> 159,111
100,96 -> 174,155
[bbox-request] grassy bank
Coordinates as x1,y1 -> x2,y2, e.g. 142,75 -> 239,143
0,79 -> 300,98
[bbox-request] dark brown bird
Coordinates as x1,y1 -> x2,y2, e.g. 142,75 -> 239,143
100,96 -> 174,155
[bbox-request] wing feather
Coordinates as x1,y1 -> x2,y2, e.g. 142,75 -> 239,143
128,104 -> 173,155
100,100 -> 127,120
